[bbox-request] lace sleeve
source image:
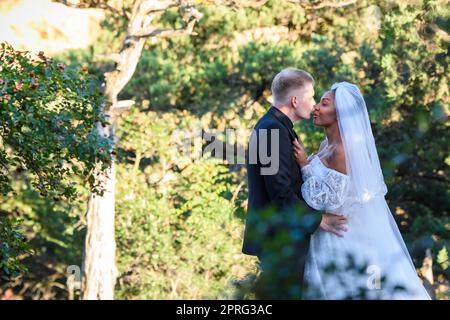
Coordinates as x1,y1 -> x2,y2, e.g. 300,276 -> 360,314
301,169 -> 350,212
301,163 -> 314,180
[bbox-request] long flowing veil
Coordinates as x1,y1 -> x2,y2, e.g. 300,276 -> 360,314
331,82 -> 387,203
331,82 -> 418,273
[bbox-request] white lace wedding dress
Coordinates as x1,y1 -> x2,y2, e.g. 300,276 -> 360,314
301,154 -> 431,300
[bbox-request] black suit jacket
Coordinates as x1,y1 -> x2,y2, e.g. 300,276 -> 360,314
242,106 -> 322,258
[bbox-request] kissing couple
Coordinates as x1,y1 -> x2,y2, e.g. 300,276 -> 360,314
242,68 -> 431,300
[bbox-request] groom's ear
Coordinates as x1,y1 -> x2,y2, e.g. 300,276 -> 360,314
291,95 -> 298,108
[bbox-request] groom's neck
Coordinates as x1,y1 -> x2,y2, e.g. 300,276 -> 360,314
273,105 -> 298,123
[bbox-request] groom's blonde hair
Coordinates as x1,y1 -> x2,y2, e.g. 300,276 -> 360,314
271,69 -> 314,105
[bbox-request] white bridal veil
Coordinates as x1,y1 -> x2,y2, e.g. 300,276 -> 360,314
331,82 -> 388,204
303,82 -> 431,299
331,81 -> 419,273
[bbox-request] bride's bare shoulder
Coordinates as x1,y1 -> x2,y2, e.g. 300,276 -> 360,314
328,144 -> 347,175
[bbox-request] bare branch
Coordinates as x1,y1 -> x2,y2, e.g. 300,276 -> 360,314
140,0 -> 179,15
110,100 -> 135,115
199,0 -> 268,8
54,0 -> 96,9
430,23 -> 450,42
288,0 -> 357,10
54,0 -> 130,19
94,53 -> 122,63
132,18 -> 198,38
132,5 -> 203,39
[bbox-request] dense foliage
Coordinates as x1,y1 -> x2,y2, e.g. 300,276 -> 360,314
0,0 -> 448,299
0,43 -> 111,284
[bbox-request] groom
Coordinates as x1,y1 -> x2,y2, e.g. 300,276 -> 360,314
242,69 -> 347,299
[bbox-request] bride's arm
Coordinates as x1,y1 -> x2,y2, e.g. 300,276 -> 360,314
300,166 -> 349,212
301,172 -> 348,214
293,139 -> 349,212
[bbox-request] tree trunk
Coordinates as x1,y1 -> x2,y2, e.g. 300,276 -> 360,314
78,0 -> 201,300
80,2 -> 150,300
80,49 -> 145,300
81,124 -> 117,299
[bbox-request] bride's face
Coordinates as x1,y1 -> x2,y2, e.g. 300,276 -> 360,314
313,91 -> 337,127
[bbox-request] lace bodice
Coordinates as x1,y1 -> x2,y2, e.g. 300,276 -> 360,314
301,155 -> 350,213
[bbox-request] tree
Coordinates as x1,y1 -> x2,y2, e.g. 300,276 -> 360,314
54,0 -> 203,299
53,0 -> 373,301
4,0 -> 447,299
0,43 -> 110,279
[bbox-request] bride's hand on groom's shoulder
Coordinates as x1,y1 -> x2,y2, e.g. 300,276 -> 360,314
292,138 -> 309,167
320,213 -> 348,237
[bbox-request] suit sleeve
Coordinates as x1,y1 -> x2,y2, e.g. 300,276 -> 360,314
260,123 -> 300,209
259,123 -> 322,235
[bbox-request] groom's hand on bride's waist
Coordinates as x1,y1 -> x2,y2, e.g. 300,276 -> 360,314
320,213 -> 348,237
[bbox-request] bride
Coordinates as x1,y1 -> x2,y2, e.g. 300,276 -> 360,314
292,82 -> 431,299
